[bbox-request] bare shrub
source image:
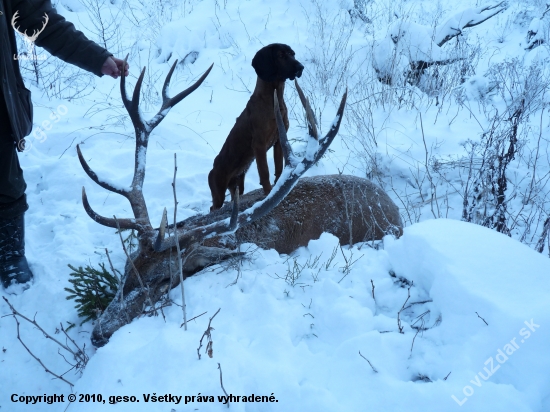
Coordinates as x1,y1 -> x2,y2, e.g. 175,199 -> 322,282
460,60 -> 550,240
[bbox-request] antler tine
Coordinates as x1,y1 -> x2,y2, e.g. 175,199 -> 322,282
77,144 -> 128,196
315,88 -> 347,154
120,54 -> 146,130
161,59 -> 179,102
154,208 -> 168,251
154,87 -> 348,253
295,80 -> 319,140
273,90 -> 295,167
148,63 -> 214,130
120,54 -> 131,108
229,187 -> 240,231
165,63 -> 214,108
239,89 -> 346,224
82,187 -> 141,231
131,68 -> 147,116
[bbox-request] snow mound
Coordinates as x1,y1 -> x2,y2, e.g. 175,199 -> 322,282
46,220 -> 549,412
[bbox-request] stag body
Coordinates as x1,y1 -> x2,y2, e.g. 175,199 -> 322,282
208,44 -> 304,210
92,175 -> 403,347
202,175 -> 402,253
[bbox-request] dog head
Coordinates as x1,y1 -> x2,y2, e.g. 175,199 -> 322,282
252,43 -> 304,82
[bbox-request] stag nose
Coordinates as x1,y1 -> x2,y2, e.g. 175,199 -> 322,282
295,62 -> 304,78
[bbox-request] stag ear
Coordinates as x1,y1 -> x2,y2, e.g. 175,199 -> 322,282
252,45 -> 278,82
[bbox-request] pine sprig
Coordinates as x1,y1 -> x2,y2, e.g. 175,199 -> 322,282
65,263 -> 118,325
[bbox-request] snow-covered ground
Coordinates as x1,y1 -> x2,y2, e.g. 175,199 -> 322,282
1,0 -> 550,410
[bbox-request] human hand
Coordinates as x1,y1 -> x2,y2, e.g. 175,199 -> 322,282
101,56 -> 129,79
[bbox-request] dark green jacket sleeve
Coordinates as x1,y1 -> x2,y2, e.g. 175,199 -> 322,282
9,0 -> 112,76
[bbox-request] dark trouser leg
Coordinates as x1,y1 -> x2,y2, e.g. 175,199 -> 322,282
0,97 -> 32,287
0,213 -> 32,287
0,137 -> 28,219
0,88 -> 27,217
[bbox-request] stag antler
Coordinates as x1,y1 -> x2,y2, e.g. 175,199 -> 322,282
12,11 -> 49,42
77,56 -> 214,237
153,80 -> 347,252
86,76 -> 347,348
78,55 -> 346,258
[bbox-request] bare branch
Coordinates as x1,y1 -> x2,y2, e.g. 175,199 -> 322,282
359,350 -> 378,373
3,297 -> 73,354
535,217 -> 550,254
197,308 -> 221,360
182,311 -> 207,326
2,297 -> 91,388
172,153 -> 188,330
476,311 -> 489,325
218,363 -> 230,408
436,2 -> 508,47
397,282 -> 413,333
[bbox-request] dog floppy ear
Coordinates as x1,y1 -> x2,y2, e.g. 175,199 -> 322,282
252,45 -> 278,82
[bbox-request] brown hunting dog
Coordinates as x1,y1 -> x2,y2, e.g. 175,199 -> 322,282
208,43 -> 304,210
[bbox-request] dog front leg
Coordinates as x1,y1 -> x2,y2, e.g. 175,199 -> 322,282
209,169 -> 226,211
254,146 -> 272,195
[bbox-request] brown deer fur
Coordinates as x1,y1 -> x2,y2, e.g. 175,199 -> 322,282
208,44 -> 304,210
91,175 -> 403,347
